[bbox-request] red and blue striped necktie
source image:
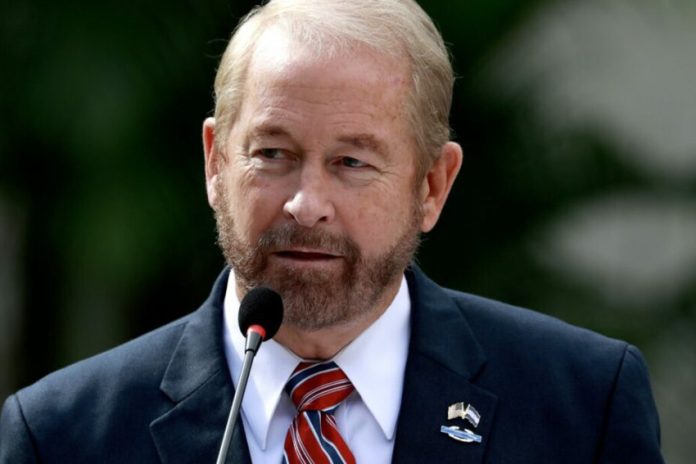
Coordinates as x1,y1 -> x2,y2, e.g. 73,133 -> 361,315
282,361 -> 356,464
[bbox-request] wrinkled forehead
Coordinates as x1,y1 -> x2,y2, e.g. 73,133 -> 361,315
239,29 -> 413,140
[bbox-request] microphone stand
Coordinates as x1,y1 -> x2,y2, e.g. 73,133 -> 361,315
215,328 -> 264,464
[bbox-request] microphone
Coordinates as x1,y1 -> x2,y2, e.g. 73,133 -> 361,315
238,286 -> 284,355
216,287 -> 283,464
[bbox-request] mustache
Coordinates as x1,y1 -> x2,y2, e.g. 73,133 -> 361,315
256,223 -> 360,262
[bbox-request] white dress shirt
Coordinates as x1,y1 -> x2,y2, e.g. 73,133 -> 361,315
223,272 -> 411,463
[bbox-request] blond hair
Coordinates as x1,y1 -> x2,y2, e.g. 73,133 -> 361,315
213,0 -> 454,177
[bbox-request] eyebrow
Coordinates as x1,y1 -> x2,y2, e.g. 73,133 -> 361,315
250,124 -> 292,139
246,124 -> 298,153
337,133 -> 387,158
249,125 -> 387,158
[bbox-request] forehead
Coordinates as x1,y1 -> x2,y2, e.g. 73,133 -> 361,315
242,27 -> 412,119
251,27 -> 407,76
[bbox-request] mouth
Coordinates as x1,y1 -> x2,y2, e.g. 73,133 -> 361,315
272,250 -> 341,262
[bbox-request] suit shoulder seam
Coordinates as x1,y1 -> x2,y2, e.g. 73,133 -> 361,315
592,342 -> 630,461
10,393 -> 42,461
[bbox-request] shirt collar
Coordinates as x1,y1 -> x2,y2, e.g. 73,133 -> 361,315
223,275 -> 300,450
223,271 -> 411,447
333,276 -> 411,440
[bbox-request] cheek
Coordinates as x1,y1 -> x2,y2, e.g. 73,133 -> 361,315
236,179 -> 289,235
340,186 -> 414,246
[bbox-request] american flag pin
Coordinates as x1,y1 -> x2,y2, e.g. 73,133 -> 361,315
447,402 -> 481,428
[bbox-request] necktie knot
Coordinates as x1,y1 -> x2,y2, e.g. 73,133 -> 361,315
283,361 -> 356,464
285,361 -> 354,413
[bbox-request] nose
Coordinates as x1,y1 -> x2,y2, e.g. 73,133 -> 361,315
283,167 -> 335,228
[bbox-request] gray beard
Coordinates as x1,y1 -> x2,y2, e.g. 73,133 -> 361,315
213,187 -> 421,331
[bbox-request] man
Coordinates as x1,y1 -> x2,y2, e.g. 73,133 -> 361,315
0,0 -> 663,463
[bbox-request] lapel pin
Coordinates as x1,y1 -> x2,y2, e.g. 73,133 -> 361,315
447,402 -> 481,428
440,425 -> 482,444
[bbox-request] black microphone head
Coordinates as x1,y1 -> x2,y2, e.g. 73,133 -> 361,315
238,286 -> 284,340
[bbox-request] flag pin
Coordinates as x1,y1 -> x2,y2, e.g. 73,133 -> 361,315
447,402 -> 481,428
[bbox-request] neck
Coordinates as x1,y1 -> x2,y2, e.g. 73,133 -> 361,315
273,279 -> 402,360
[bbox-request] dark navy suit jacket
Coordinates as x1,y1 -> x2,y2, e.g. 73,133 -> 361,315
0,267 -> 663,463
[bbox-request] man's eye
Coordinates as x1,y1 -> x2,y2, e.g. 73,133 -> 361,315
258,148 -> 286,160
341,157 -> 368,168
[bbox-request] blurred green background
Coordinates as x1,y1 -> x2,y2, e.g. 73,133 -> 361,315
1,0 -> 694,461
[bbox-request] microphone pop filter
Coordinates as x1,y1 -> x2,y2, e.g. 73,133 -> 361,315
238,287 -> 284,340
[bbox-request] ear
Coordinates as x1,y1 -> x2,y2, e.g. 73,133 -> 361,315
418,141 -> 463,233
202,117 -> 225,208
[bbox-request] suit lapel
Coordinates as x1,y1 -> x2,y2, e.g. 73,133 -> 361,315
149,269 -> 252,464
392,267 -> 498,464
147,266 -> 496,463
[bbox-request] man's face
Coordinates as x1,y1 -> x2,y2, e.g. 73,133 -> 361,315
209,30 -> 426,331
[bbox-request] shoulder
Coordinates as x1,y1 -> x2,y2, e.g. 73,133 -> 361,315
17,313 -> 191,410
1,269 -> 232,461
12,267 -> 232,413
436,284 -> 658,437
2,313 -> 193,458
409,266 -> 629,362
407,266 -> 642,395
446,287 -> 626,353
443,287 -> 633,380
410,273 -> 662,462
